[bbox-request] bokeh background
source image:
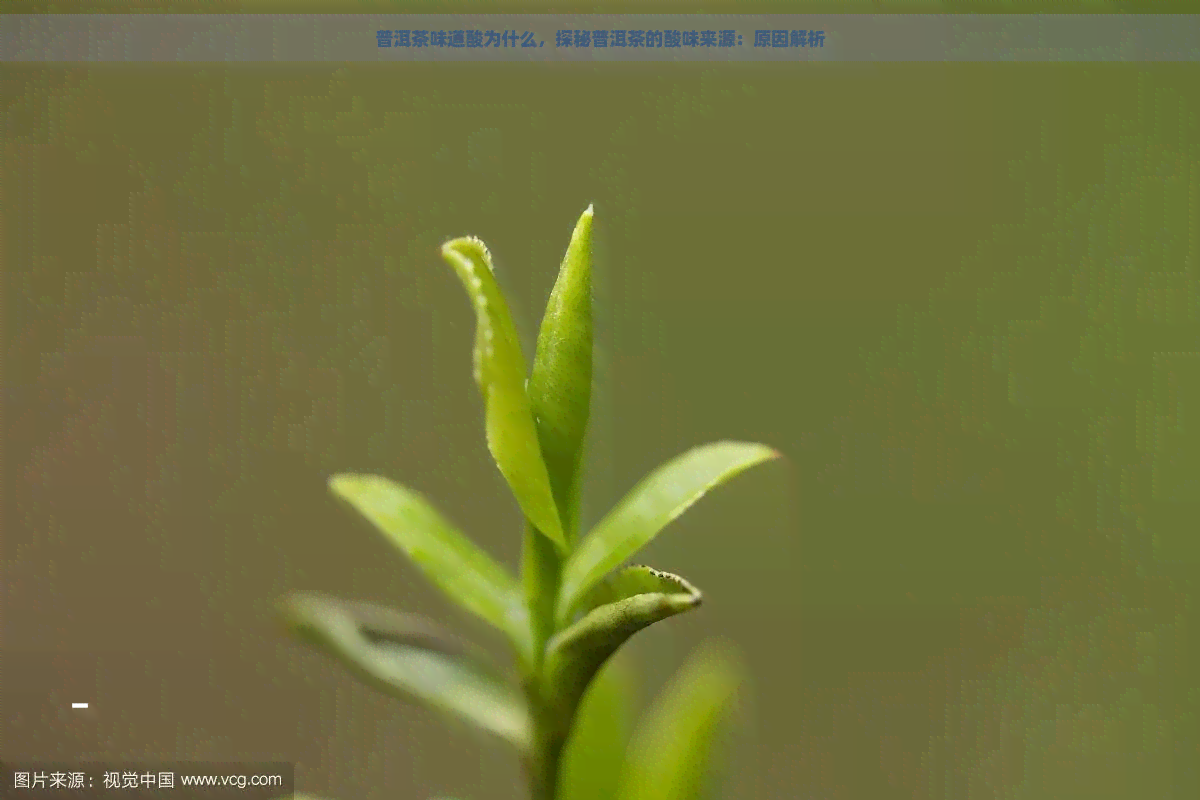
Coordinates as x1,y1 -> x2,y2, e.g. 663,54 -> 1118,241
3,56 -> 1199,798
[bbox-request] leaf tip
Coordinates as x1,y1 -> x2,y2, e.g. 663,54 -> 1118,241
541,518 -> 568,550
725,440 -> 783,465
441,235 -> 493,274
275,591 -> 321,637
328,472 -> 371,500
575,205 -> 594,237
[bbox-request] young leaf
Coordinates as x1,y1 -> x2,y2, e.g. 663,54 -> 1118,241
545,566 -> 702,719
557,441 -> 779,623
278,592 -> 532,753
558,651 -> 637,800
327,474 -> 530,660
529,204 -> 594,537
440,236 -> 565,548
615,642 -> 746,800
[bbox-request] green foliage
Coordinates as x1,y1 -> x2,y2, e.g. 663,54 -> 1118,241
440,235 -> 565,549
326,474 -> 530,659
529,204 -> 594,541
544,567 -> 702,719
278,592 -> 531,751
616,643 -> 746,800
558,655 -> 636,800
277,205 -> 777,799
556,442 -> 779,626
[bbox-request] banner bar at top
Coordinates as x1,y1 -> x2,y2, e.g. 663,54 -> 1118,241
2,15 -> 1198,63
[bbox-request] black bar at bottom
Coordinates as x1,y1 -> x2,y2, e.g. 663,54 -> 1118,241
0,763 -> 293,800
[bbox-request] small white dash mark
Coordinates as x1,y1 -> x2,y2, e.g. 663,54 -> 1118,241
72,703 -> 89,709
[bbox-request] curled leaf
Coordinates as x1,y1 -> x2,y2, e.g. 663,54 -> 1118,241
529,204 -> 594,538
544,566 -> 702,718
558,441 -> 779,624
441,236 -> 565,548
327,474 -> 531,662
616,641 -> 746,800
278,592 -> 531,753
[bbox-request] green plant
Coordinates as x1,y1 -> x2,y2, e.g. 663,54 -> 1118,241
278,205 -> 780,800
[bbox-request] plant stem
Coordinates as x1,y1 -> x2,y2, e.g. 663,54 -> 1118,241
522,521 -> 562,671
523,700 -> 567,800
521,521 -> 566,798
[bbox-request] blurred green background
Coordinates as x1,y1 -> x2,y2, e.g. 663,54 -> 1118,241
3,59 -> 1198,798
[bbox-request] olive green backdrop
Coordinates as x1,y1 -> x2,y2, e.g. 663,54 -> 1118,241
4,61 -> 1198,798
